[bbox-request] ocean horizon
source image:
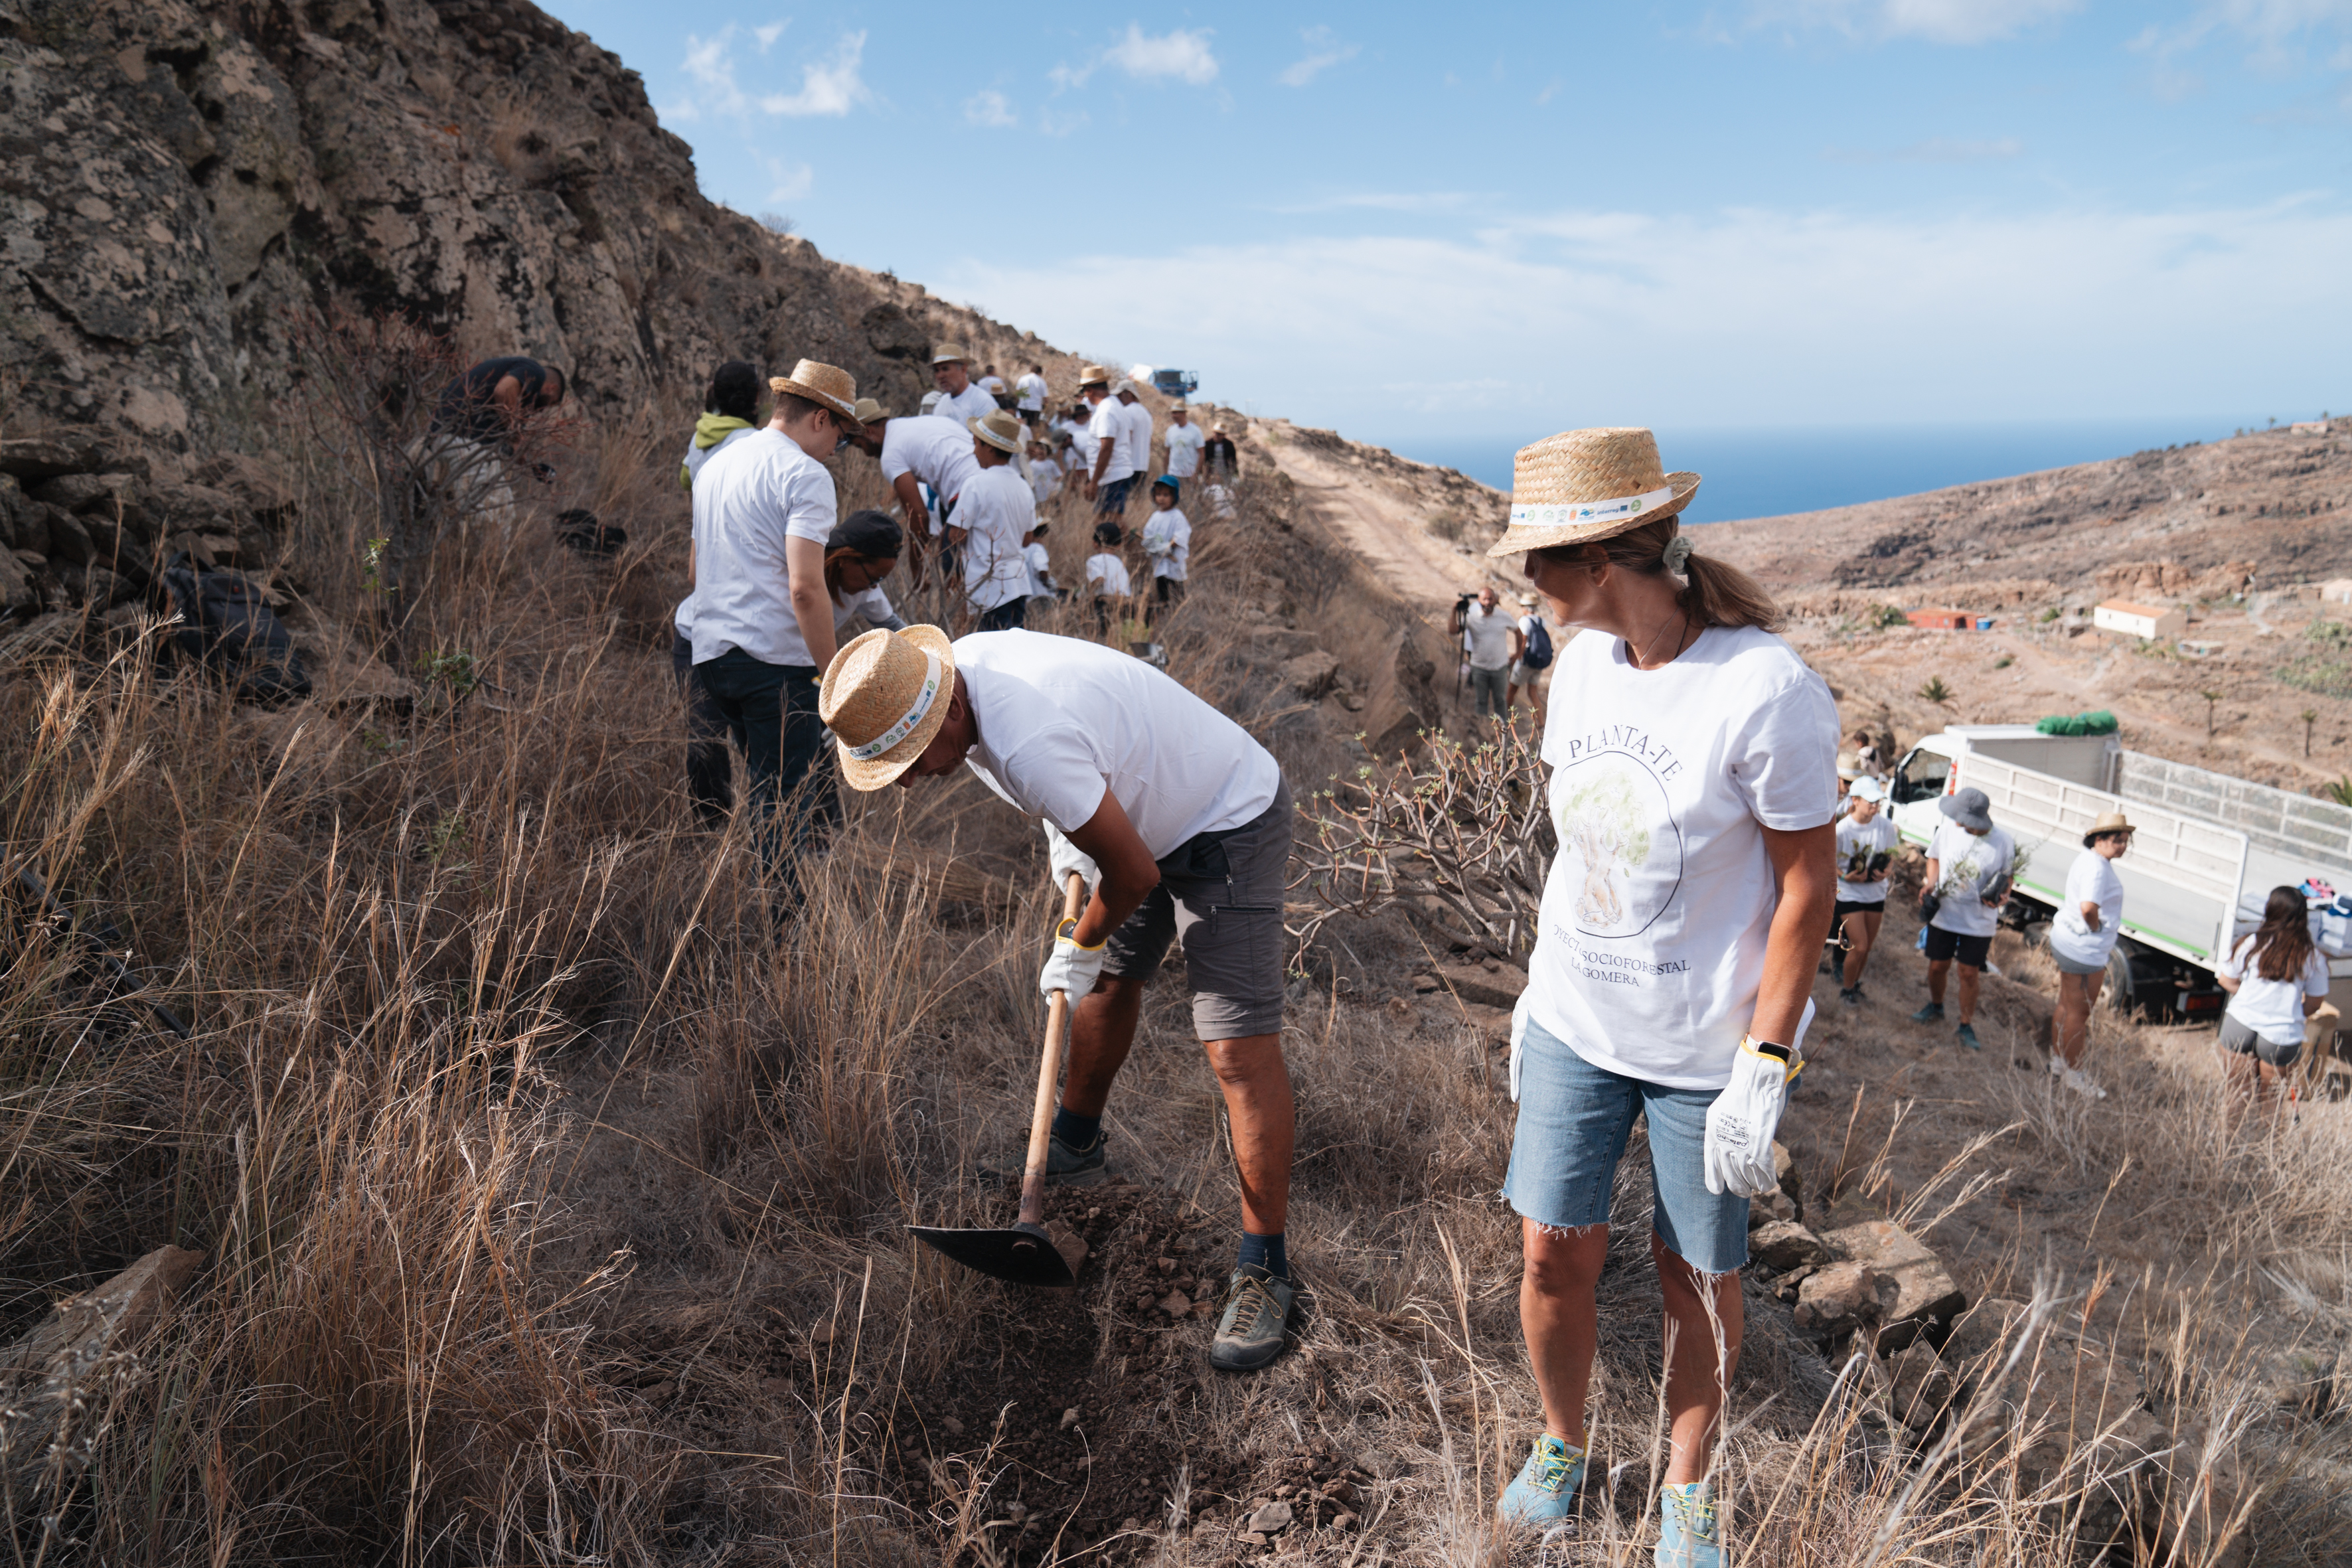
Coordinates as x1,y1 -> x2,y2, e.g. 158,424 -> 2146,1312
1398,416 -> 2285,526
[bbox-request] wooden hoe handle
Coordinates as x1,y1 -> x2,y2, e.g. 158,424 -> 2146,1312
1018,872 -> 1089,1229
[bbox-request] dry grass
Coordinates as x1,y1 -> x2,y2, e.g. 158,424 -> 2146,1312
2,360 -> 2349,1566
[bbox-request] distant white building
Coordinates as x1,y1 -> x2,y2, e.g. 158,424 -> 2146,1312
2094,599 -> 2187,640
2324,579 -> 2352,605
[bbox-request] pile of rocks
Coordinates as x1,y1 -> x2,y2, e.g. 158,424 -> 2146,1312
0,430 -> 285,646
1748,1148 -> 2250,1566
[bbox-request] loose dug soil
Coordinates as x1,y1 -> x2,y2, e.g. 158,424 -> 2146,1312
868,1177 -> 1373,1564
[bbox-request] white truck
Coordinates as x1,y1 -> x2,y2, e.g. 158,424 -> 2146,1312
1887,724 -> 2352,1016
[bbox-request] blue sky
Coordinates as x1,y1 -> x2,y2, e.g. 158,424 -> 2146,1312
538,1 -> 2352,459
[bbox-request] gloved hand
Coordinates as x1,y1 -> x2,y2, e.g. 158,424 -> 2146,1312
1044,821 -> 1100,899
1704,1035 -> 1796,1198
1039,915 -> 1109,1002
1508,994 -> 1531,1103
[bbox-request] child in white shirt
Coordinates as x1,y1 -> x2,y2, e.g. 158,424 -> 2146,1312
1027,439 -> 1061,507
1086,520 -> 1133,636
1024,521 -> 1059,604
1141,476 -> 1191,623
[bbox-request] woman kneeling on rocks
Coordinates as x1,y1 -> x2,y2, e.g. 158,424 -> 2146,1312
1489,428 -> 1838,1567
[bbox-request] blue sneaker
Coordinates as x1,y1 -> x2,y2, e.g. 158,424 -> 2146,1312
1909,1002 -> 1944,1024
1655,1481 -> 1721,1567
1496,1434 -> 1585,1528
1955,1022 -> 1981,1051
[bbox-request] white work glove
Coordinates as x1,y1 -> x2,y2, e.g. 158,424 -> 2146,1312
1039,915 -> 1109,1002
1703,998 -> 1817,1198
1043,821 -> 1099,899
1508,993 -> 1531,1103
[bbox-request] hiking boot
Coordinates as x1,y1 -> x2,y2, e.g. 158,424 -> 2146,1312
2056,1062 -> 2108,1100
1955,1022 -> 1981,1051
1838,985 -> 1860,1008
1208,1263 -> 1296,1372
1496,1434 -> 1585,1529
1909,1002 -> 1944,1024
980,1130 -> 1107,1189
1655,1481 -> 1722,1567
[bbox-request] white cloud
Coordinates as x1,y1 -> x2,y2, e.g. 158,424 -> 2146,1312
1759,0 -> 2081,44
1056,25 -> 1218,88
759,31 -> 870,116
763,158 -> 813,202
1277,26 -> 1360,86
1826,135 -> 2026,161
1272,191 -> 1481,214
965,90 -> 1018,128
928,198 -> 2352,446
2134,0 -> 2352,74
753,21 -> 787,50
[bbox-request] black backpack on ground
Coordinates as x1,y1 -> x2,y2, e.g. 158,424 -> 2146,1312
159,554 -> 311,706
1520,617 -> 1555,670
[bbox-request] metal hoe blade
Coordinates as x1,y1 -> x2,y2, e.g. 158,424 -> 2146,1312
909,1220 -> 1084,1287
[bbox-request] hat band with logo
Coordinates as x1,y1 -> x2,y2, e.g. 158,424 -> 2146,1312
1508,483 -> 1676,531
846,651 -> 942,761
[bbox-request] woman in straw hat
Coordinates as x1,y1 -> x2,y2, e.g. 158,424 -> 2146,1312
682,358 -> 865,902
957,410 -> 1040,631
1486,428 -> 1838,1565
818,625 -> 1302,1373
2045,811 -> 2134,1099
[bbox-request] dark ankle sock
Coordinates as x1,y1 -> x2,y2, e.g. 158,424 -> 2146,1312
1237,1230 -> 1287,1281
1050,1107 -> 1101,1149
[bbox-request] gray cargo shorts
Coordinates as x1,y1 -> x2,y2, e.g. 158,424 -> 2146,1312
1103,779 -> 1293,1040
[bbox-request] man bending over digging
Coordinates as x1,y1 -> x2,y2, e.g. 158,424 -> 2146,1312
819,626 -> 1299,1371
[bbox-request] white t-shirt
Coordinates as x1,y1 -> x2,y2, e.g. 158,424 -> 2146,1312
932,382 -> 997,426
675,424 -> 760,637
1016,372 -> 1048,412
1164,422 -> 1206,479
1024,540 -> 1056,598
979,374 -> 1007,396
1522,625 -> 1840,1090
749,584 -> 896,668
2220,931 -> 2329,1043
1087,551 -> 1132,597
1142,507 -> 1190,581
1834,813 -> 1899,904
686,428 -> 839,666
1028,460 -> 1060,507
955,629 -> 1283,858
1117,398 -> 1154,476
1464,603 -> 1514,670
1085,401 -> 1133,484
879,416 -> 982,524
955,464 -> 1036,612
1926,821 -> 2017,939
2048,848 -> 2125,967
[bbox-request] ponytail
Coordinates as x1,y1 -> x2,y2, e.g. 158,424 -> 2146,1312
1535,515 -> 1781,631
2250,884 -> 2317,983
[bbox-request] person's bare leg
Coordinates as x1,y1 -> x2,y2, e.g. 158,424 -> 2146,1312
1956,963 -> 1982,1024
1842,911 -> 1880,988
1654,1234 -> 1743,1486
1061,973 -> 1146,1118
1521,1219 -> 1610,1447
1202,1032 -> 1293,1236
1926,957 -> 1950,1006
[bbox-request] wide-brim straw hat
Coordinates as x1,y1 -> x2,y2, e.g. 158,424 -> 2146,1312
821,625 -> 957,791
969,410 -> 1024,455
1517,591 -> 1538,608
770,360 -> 859,424
1078,363 -> 1111,388
2082,809 -> 2136,847
1837,751 -> 1863,780
931,343 -> 969,365
1487,427 -> 1700,558
851,396 -> 888,426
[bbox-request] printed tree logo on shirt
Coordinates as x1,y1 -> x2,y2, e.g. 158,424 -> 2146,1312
1554,757 -> 1682,939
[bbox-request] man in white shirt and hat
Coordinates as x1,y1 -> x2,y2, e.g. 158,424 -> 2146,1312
959,410 -> 1040,631
930,343 -> 998,428
844,409 -> 982,590
685,358 -> 864,900
818,626 -> 1303,1373
1015,364 -> 1050,422
1078,366 -> 1137,516
1115,378 -> 1156,485
1163,402 -> 1206,483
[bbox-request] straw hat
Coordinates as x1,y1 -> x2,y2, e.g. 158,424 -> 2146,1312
1486,427 -> 1700,558
969,409 -> 1024,455
821,625 -> 958,791
1517,592 -> 1539,608
769,360 -> 859,424
931,343 -> 969,366
2082,810 -> 2136,847
1837,751 -> 1863,781
851,396 -> 888,426
1077,364 -> 1111,388
1170,399 -> 1188,411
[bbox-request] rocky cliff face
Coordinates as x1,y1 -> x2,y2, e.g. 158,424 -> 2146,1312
0,0 -> 985,472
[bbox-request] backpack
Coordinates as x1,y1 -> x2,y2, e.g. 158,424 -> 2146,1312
159,554 -> 311,706
1520,617 -> 1555,670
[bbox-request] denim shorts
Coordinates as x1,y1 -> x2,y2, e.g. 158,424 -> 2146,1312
1504,1016 -> 1750,1275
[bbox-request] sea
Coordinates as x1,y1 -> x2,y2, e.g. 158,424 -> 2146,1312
1403,417 -> 2271,526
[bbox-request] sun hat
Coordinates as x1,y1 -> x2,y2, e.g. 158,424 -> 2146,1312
1486,427 -> 1701,559
1078,364 -> 1111,389
1518,592 -> 1539,608
1170,399 -> 1188,410
1152,474 -> 1179,499
1938,786 -> 1994,832
1119,380 -> 1145,398
931,343 -> 969,366
1848,776 -> 1888,803
969,409 -> 1025,454
1837,751 -> 1863,780
821,625 -> 958,791
769,360 -> 859,424
2082,809 -> 2136,848
850,396 -> 888,426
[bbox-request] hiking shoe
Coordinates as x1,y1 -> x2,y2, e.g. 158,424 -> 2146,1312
1838,986 -> 1860,1008
1655,1481 -> 1721,1567
1496,1434 -> 1585,1528
2056,1062 -> 2108,1100
980,1131 -> 1107,1189
1208,1263 -> 1296,1372
1955,1023 -> 1981,1051
1910,1002 -> 1944,1024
